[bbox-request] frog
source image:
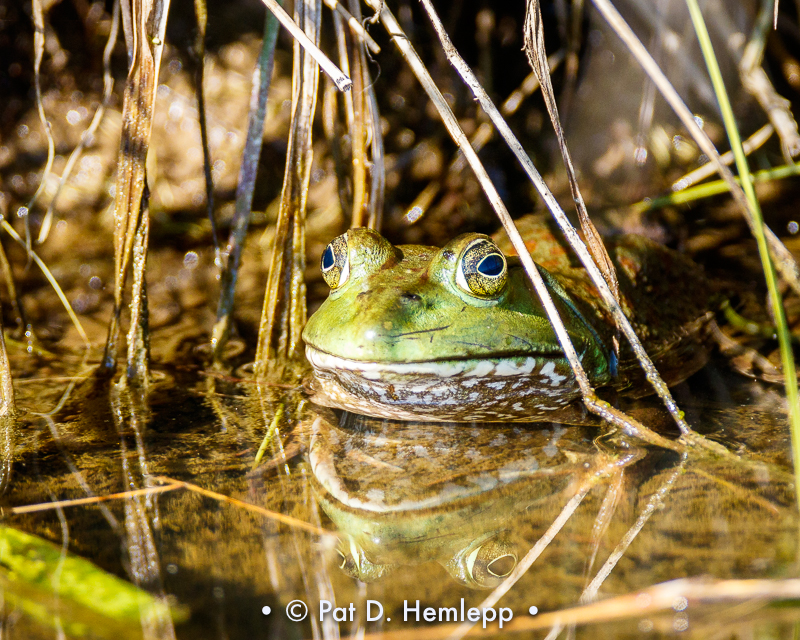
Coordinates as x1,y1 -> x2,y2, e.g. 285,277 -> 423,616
302,216 -> 715,423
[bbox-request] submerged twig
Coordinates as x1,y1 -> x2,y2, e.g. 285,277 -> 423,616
152,475 -> 333,537
9,483 -> 182,515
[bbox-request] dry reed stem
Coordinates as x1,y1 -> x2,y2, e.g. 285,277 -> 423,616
414,0 -> 698,440
148,477 -> 333,537
737,0 -> 800,159
591,0 -> 800,298
255,0 -> 320,377
39,0 -> 122,243
260,0 -> 352,91
103,0 -> 171,377
1,220 -> 89,346
8,484 -> 183,515
212,9 -> 280,362
366,0 -> 606,433
523,0 -> 621,313
672,123 -> 774,191
323,0 -> 381,54
27,0 -> 56,252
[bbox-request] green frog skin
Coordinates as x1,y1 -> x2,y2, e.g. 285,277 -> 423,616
302,217 -> 714,422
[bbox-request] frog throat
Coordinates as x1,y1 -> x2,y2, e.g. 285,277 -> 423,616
305,345 -> 586,422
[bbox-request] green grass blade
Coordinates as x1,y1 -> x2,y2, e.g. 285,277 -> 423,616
685,0 -> 800,506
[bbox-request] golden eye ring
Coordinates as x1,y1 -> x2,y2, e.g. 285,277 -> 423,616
321,235 -> 350,289
455,238 -> 507,298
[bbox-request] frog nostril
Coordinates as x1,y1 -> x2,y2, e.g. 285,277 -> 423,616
401,292 -> 421,303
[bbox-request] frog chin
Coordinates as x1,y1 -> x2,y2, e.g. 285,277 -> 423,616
304,345 -> 594,423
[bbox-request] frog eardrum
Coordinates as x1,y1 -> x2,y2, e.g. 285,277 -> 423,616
321,235 -> 349,289
455,238 -> 508,298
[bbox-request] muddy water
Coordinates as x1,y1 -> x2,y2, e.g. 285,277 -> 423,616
4,332 -> 799,639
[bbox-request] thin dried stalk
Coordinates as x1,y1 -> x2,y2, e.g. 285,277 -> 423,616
1,220 -> 89,346
125,199 -> 150,385
349,0 -> 384,230
413,0 -> 695,438
672,122 -> 774,191
255,0 -> 321,379
9,484 -> 182,515
192,0 -> 218,252
39,0 -> 121,243
524,0 -> 620,311
26,0 -> 56,252
153,475 -> 333,537
333,12 -> 355,130
591,0 -> 800,299
323,0 -> 381,54
211,8 -> 281,363
737,0 -> 800,159
102,0 -> 171,377
260,0 -> 352,91
348,20 -> 369,227
368,0 -> 599,420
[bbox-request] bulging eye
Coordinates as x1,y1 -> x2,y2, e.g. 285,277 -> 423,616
321,235 -> 350,289
456,238 -> 507,298
465,538 -> 517,588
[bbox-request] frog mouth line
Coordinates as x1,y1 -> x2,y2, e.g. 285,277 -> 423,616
305,345 -> 571,381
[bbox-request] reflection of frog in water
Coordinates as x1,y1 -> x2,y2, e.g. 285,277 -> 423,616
308,411 -> 798,595
303,217 -> 714,423
309,413 -> 597,588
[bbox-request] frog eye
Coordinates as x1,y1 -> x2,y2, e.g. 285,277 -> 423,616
465,540 -> 517,587
321,235 -> 350,289
455,238 -> 507,298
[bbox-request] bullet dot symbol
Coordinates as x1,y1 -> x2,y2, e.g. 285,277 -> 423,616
262,606 -> 271,615
386,618 -> 391,622
529,606 -> 538,615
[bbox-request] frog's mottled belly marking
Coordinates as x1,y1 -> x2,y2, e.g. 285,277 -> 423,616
306,346 -> 582,421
